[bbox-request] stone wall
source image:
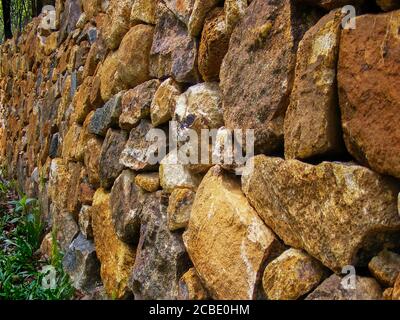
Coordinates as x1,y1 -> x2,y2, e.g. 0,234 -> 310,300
1,0 -> 400,300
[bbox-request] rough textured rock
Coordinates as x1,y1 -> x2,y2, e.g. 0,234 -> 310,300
120,120 -> 159,172
84,136 -> 103,187
111,170 -> 144,244
92,188 -> 136,299
376,0 -> 400,11
119,80 -> 160,130
135,172 -> 160,193
183,166 -> 282,300
63,233 -> 101,293
150,3 -> 200,83
62,123 -> 82,162
130,191 -> 190,300
131,0 -> 157,24
338,11 -> 400,179
220,0 -> 320,153
198,8 -> 230,82
167,188 -> 195,231
159,151 -> 202,193
79,205 -> 93,239
52,208 -> 79,252
174,82 -> 224,134
150,78 -> 181,127
284,9 -> 344,160
369,250 -> 400,287
242,155 -> 400,272
82,0 -> 101,19
88,92 -> 123,137
188,0 -> 221,36
99,24 -> 154,102
262,248 -> 327,300
99,129 -> 127,189
306,274 -> 382,300
102,0 -> 132,50
59,0 -> 82,44
178,268 -> 209,300
164,0 -> 195,26
224,0 -> 248,34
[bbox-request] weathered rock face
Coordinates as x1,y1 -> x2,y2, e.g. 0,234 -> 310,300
284,9 -> 344,160
338,11 -> 400,179
368,250 -> 400,287
150,78 -> 181,127
102,0 -> 131,50
224,0 -> 248,34
88,92 -> 123,137
130,191 -> 190,300
110,170 -> 144,244
306,274 -> 382,300
159,151 -> 202,193
262,249 -> 327,300
178,268 -> 209,300
119,120 -> 159,172
167,188 -> 195,231
198,8 -> 230,82
134,172 -> 160,193
119,80 -> 160,131
174,82 -> 224,134
99,24 -> 154,102
220,0 -> 320,153
84,136 -> 103,187
131,0 -> 157,24
99,129 -> 127,189
188,0 -> 221,36
79,205 -> 93,239
63,233 -> 101,293
184,166 -> 282,300
150,2 -> 200,83
59,0 -> 82,44
242,155 -> 400,272
92,188 -> 136,299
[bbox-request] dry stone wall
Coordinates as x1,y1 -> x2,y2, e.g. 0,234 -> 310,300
1,0 -> 400,300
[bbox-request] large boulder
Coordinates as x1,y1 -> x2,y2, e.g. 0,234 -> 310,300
242,155 -> 400,272
338,11 -> 400,179
220,0 -> 320,153
183,166 -> 282,300
99,25 -> 154,102
284,9 -> 345,160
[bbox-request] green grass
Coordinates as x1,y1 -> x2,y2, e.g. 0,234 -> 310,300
0,177 -> 75,300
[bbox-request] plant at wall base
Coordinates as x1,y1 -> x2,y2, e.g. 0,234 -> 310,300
0,179 -> 75,300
